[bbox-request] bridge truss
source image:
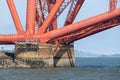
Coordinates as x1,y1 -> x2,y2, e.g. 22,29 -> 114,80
0,0 -> 120,45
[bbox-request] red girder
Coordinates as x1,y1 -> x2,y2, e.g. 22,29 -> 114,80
71,17 -> 120,43
36,0 -> 64,34
0,34 -> 24,44
36,0 -> 47,28
48,0 -> 57,31
109,0 -> 118,11
26,0 -> 37,38
36,8 -> 120,43
64,0 -> 85,26
35,0 -> 45,32
55,16 -> 120,44
6,0 -> 24,35
0,1 -> 120,44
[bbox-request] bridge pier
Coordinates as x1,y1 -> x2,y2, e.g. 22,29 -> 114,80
15,42 -> 75,68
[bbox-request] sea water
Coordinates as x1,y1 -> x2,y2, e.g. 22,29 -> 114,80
0,57 -> 120,80
76,57 -> 120,68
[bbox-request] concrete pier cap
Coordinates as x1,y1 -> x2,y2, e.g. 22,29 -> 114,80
15,42 -> 75,68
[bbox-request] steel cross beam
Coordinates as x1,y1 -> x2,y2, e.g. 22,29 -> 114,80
36,0 -> 64,34
64,0 -> 85,26
35,8 -> 120,43
48,0 -> 57,31
0,0 -> 120,45
54,16 -> 120,44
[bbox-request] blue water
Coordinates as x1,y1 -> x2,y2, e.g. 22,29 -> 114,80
0,57 -> 120,80
76,57 -> 120,68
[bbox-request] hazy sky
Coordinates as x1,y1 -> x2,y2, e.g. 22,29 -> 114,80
0,0 -> 120,55
74,0 -> 120,55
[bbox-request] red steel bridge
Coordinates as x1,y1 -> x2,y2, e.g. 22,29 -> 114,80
0,0 -> 120,68
0,0 -> 120,45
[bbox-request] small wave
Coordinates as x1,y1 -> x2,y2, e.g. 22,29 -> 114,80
76,65 -> 120,69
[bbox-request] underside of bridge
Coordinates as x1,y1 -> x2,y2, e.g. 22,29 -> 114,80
0,0 -> 120,68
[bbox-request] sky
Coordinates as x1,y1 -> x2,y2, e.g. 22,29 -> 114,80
74,0 -> 120,55
0,0 -> 120,55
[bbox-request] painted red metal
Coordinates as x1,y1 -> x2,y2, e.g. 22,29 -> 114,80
26,0 -> 37,38
48,0 -> 57,31
55,16 -> 120,44
64,0 -> 85,26
109,0 -> 118,11
35,0 -> 44,28
0,34 -> 24,44
0,0 -> 120,44
36,8 -> 120,43
36,0 -> 64,34
6,0 -> 24,35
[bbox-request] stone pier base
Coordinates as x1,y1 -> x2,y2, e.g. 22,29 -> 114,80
14,43 -> 75,68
